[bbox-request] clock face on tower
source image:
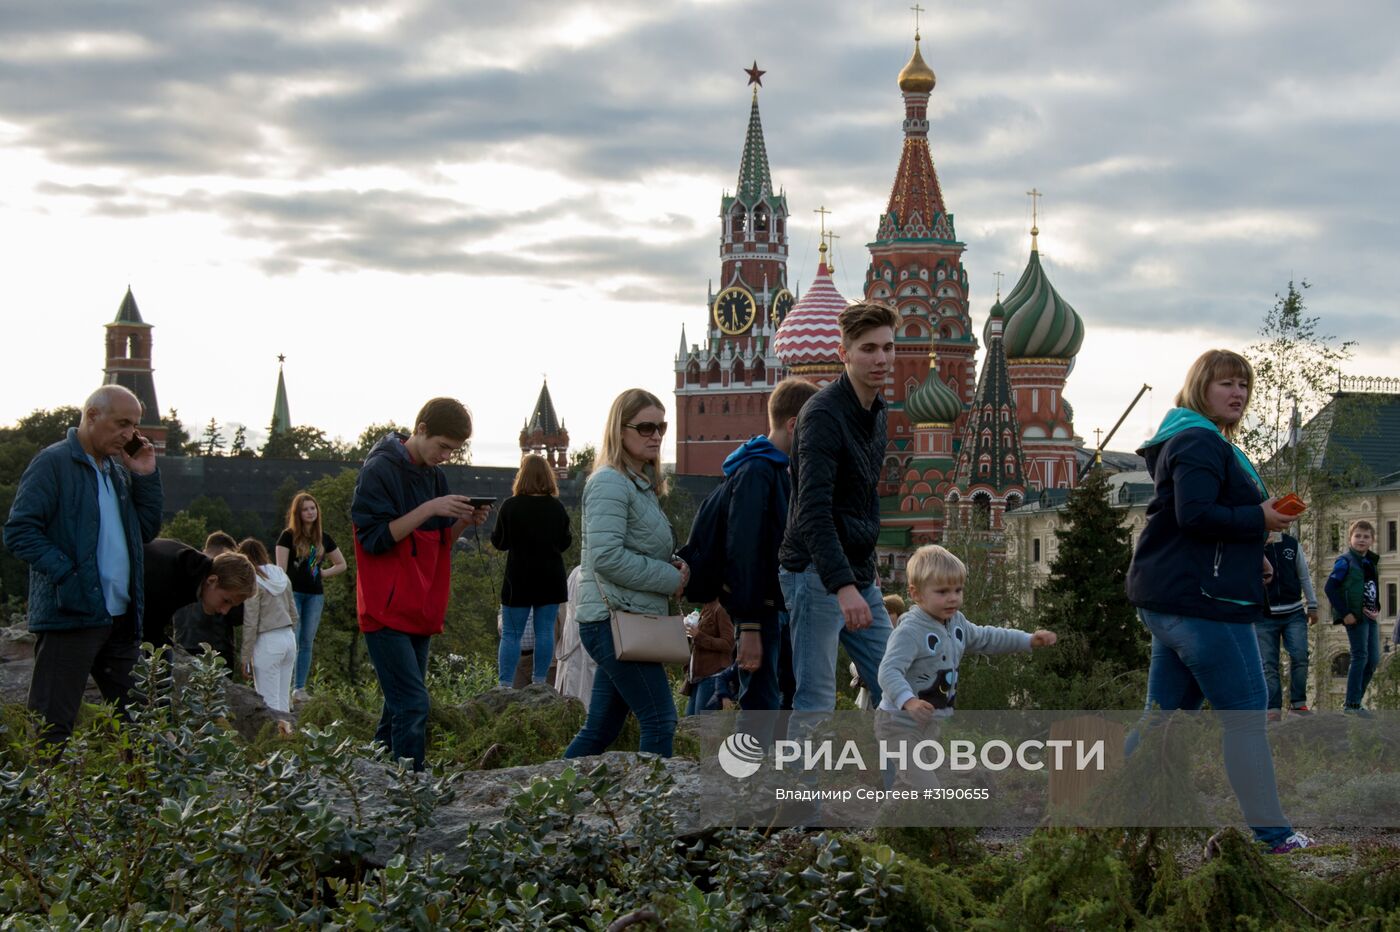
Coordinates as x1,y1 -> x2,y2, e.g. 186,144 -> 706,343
713,286 -> 756,335
770,288 -> 794,327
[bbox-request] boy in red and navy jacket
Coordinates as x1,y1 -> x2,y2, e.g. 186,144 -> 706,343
350,398 -> 489,770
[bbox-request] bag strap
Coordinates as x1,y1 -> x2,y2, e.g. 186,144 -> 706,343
592,571 -> 615,612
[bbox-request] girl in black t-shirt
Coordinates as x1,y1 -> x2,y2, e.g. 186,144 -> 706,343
275,491 -> 347,700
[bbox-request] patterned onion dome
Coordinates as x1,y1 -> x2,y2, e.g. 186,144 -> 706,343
1001,245 -> 1084,359
898,34 -> 936,93
774,246 -> 848,368
905,354 -> 963,424
982,297 -> 1006,345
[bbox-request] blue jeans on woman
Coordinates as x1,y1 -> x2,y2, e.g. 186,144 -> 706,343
499,604 -> 558,686
1343,618 -> 1380,708
292,592 -> 324,691
565,620 -> 677,758
1134,609 -> 1293,846
363,627 -> 432,772
1253,609 -> 1310,710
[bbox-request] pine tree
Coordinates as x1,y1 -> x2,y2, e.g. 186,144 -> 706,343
1037,466 -> 1145,679
162,409 -> 190,457
229,425 -> 248,456
199,417 -> 225,457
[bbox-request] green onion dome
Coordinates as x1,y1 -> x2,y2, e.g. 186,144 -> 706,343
1001,246 -> 1084,359
905,352 -> 963,424
982,297 -> 1006,345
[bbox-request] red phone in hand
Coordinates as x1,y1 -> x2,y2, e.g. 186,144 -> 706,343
1275,493 -> 1306,516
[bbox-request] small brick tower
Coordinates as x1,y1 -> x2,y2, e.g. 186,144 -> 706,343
103,287 -> 168,452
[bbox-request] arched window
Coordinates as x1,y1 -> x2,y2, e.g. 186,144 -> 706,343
972,492 -> 992,530
731,208 -> 746,236
754,207 -> 769,232
706,359 -> 721,386
752,359 -> 766,383
1331,654 -> 1351,678
732,359 -> 747,385
686,361 -> 700,385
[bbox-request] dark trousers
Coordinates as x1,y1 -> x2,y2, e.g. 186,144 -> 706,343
28,613 -> 139,746
363,627 -> 432,772
737,615 -> 783,711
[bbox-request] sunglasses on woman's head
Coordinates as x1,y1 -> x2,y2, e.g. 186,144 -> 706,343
625,421 -> 668,438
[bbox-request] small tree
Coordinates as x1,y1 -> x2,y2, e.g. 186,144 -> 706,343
260,418 -> 299,459
349,422 -> 409,461
229,425 -> 248,457
569,443 -> 597,476
162,408 -> 190,457
1037,467 -> 1146,681
199,418 -> 225,457
159,510 -> 209,548
1240,280 -> 1356,496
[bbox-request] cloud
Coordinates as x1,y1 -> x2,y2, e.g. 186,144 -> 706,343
1,0 -> 1397,345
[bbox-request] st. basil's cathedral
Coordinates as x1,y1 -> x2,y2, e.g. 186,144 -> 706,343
674,34 -> 1088,565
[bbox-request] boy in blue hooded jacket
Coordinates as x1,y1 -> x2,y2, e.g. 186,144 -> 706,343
722,378 -> 819,711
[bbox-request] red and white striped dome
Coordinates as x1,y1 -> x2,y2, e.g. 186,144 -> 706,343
775,254 -> 848,369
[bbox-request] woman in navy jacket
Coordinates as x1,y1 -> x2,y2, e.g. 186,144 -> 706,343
1125,349 -> 1311,854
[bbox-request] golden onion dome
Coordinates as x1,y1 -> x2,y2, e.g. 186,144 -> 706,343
898,34 -> 936,93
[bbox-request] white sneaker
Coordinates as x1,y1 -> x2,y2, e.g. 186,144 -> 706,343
1268,832 -> 1314,854
291,688 -> 310,703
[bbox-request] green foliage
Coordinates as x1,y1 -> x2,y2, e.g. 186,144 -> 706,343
198,416 -> 225,456
1037,467 -> 1147,689
158,510 -> 209,548
349,422 -> 409,462
569,443 -> 597,475
1241,280 -> 1355,497
161,408 -> 190,457
261,422 -> 348,461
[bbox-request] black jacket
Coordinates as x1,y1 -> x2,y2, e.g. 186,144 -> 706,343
779,372 -> 887,593
143,538 -> 246,649
491,494 -> 572,607
1125,426 -> 1268,623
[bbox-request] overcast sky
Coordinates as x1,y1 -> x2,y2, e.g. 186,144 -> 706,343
2,0 -> 1397,466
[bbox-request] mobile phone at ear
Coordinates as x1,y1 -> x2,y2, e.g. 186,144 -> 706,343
466,497 -> 496,508
123,431 -> 145,456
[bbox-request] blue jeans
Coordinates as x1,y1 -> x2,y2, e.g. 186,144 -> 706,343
736,615 -> 784,711
499,604 -> 558,686
1343,618 -> 1380,708
1254,609 -> 1310,709
363,627 -> 432,772
1135,609 -> 1292,845
686,674 -> 719,716
292,592 -> 324,690
565,620 -> 678,758
778,567 -> 891,711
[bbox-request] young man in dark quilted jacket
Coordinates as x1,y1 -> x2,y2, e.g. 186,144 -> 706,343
778,302 -> 899,713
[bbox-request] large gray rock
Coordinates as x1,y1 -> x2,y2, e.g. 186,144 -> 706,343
0,658 -> 104,707
321,751 -> 709,868
0,622 -> 35,662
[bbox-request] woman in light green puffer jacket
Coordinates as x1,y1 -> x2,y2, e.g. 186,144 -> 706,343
565,389 -> 689,758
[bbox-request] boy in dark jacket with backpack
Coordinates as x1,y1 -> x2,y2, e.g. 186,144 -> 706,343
723,379 -> 819,710
1325,519 -> 1381,715
678,379 -> 819,711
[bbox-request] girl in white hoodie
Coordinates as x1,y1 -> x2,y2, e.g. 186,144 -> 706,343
237,538 -> 299,713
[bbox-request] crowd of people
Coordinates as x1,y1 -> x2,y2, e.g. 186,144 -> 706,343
3,311 -> 1384,851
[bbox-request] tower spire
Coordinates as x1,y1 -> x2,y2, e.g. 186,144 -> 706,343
735,63 -> 773,206
270,355 -> 291,436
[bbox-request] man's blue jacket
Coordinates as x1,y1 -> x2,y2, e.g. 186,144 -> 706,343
3,428 -> 163,635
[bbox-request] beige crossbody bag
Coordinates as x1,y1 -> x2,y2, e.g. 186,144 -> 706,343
594,575 -> 689,664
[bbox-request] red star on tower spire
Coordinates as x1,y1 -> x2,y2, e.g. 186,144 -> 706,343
744,61 -> 765,87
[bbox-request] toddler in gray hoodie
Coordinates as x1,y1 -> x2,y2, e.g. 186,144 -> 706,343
876,545 -> 1056,788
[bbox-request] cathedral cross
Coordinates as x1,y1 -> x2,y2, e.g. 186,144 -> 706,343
993,270 -> 1004,299
910,4 -> 925,34
813,204 -> 831,239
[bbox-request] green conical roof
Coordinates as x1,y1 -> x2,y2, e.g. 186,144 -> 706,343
905,355 -> 963,424
271,360 -> 291,436
735,90 -> 774,207
1001,249 -> 1083,359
